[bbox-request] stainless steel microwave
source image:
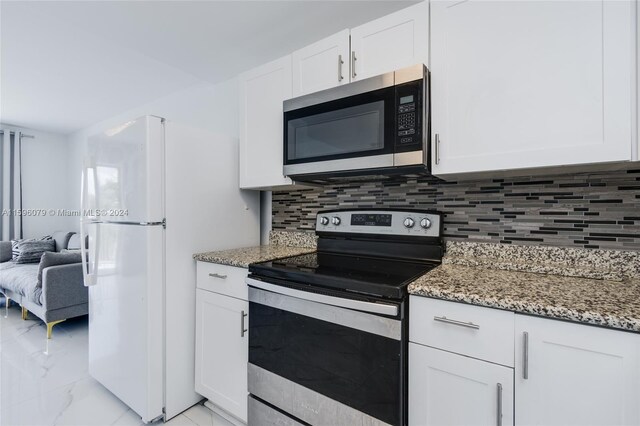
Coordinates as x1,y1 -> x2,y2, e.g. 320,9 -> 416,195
283,64 -> 429,182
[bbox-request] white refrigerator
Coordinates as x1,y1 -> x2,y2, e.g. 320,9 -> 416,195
80,115 -> 259,422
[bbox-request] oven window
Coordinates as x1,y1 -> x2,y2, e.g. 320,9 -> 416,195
287,101 -> 385,161
249,301 -> 402,425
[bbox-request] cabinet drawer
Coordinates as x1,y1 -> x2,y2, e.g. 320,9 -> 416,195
410,296 -> 514,367
196,262 -> 248,301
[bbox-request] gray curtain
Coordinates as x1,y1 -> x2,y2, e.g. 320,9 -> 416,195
0,130 -> 23,241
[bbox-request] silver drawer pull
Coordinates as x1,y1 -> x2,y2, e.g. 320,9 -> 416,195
433,315 -> 480,330
351,51 -> 357,78
496,383 -> 503,426
523,331 -> 529,380
209,273 -> 227,279
241,310 -> 248,337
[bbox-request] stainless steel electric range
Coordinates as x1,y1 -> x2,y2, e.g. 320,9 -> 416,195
246,209 -> 444,426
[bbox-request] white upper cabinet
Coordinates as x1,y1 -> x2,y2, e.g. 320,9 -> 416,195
431,0 -> 636,176
292,29 -> 350,97
350,2 -> 429,81
239,55 -> 293,190
515,315 -> 640,426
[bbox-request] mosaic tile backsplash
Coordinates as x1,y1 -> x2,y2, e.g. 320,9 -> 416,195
272,167 -> 640,250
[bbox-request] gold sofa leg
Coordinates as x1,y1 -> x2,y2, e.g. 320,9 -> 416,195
46,320 -> 65,339
21,306 -> 28,320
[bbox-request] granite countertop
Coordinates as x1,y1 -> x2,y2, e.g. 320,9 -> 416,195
409,264 -> 640,332
193,230 -> 317,268
193,245 -> 315,268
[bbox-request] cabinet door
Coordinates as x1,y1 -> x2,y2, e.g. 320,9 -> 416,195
431,0 -> 635,176
292,29 -> 350,97
239,55 -> 293,189
350,2 -> 428,81
515,315 -> 640,426
636,1 -> 639,162
409,343 -> 514,426
195,289 -> 249,422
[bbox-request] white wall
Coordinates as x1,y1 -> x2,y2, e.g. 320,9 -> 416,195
1,125 -> 76,238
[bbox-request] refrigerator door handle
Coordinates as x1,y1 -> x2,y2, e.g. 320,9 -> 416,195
80,221 -> 98,287
81,167 -> 98,287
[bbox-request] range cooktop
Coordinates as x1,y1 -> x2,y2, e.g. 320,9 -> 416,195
249,251 -> 440,300
250,209 -> 444,301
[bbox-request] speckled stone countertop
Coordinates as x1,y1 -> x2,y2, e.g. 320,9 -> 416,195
409,241 -> 640,332
193,245 -> 315,268
444,241 -> 640,281
192,230 -> 316,268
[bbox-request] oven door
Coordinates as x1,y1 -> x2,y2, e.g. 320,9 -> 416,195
247,278 -> 406,426
283,84 -> 397,177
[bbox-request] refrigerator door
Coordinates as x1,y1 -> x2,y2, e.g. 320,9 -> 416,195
88,222 -> 164,422
84,116 -> 164,223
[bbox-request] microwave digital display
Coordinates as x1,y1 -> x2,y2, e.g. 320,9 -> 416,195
351,214 -> 392,227
400,95 -> 414,105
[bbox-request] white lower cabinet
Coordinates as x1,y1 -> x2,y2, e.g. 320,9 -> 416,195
410,343 -> 514,426
195,265 -> 249,424
514,314 -> 640,426
409,297 -> 640,426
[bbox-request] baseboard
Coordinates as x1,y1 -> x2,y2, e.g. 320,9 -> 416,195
203,400 -> 246,426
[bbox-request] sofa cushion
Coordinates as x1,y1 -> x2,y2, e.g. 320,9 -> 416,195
51,231 -> 75,252
0,241 -> 11,263
37,252 -> 82,289
0,261 -> 39,303
11,237 -> 55,264
67,234 -> 81,250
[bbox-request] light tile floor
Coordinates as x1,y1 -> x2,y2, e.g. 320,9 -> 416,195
0,304 -> 233,426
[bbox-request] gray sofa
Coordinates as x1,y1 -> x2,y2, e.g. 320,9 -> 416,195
0,231 -> 87,339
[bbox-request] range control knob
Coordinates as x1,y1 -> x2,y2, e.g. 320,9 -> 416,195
320,216 -> 329,226
331,216 -> 341,226
403,217 -> 415,228
420,218 -> 432,229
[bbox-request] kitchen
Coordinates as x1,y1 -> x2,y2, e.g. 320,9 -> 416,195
193,1 -> 640,425
1,1 -> 638,426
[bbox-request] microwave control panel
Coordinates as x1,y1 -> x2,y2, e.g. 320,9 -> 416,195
395,80 -> 423,150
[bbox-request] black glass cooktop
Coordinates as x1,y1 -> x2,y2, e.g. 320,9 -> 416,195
249,251 -> 439,300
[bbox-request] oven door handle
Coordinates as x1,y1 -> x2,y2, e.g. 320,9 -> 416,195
246,278 -> 399,316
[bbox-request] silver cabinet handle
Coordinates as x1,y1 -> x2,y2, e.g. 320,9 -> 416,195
351,51 -> 357,79
435,134 -> 441,165
208,273 -> 227,279
496,383 -> 503,426
523,331 -> 529,380
433,316 -> 480,330
241,310 -> 248,337
338,54 -> 344,82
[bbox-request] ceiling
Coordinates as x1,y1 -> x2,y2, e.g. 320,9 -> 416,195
0,0 -> 416,134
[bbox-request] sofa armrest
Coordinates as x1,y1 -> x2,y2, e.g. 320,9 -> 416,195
0,241 -> 12,263
41,263 -> 87,310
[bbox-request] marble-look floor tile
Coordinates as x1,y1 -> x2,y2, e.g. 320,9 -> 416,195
2,317 -> 89,406
1,377 -> 131,426
182,404 -> 235,426
164,414 -> 198,426
0,305 -> 234,426
109,409 -> 146,426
